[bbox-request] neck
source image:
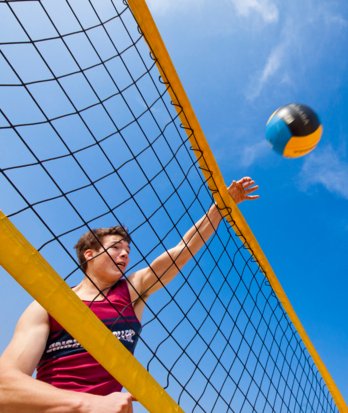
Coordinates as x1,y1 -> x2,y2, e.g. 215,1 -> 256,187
73,276 -> 118,300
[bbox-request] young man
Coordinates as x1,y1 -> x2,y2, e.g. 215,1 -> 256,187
0,177 -> 259,413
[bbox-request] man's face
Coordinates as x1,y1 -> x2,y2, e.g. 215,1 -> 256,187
84,234 -> 130,283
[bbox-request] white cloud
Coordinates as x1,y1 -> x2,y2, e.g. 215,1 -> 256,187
229,0 -> 279,23
299,146 -> 348,200
315,3 -> 348,29
245,3 -> 348,101
324,13 -> 348,28
147,0 -> 279,23
239,139 -> 271,167
246,42 -> 286,101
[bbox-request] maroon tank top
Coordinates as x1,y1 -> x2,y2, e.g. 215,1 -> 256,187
36,279 -> 141,395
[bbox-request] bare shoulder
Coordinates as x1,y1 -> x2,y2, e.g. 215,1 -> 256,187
126,267 -> 150,301
24,300 -> 48,317
0,301 -> 50,374
15,300 -> 49,330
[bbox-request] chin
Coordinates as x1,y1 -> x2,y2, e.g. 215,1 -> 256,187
110,272 -> 123,283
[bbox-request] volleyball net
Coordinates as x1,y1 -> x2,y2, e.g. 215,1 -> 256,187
0,0 -> 346,412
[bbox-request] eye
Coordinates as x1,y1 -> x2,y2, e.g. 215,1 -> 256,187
106,242 -> 130,255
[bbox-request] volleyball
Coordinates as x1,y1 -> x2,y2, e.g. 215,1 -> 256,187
265,103 -> 323,158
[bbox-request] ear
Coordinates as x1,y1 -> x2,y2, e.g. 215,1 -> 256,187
83,249 -> 96,262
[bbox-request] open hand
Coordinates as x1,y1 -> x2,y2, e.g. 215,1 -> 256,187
228,177 -> 259,204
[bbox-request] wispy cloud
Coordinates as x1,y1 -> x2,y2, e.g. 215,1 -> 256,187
299,146 -> 348,200
323,13 -> 348,28
229,0 -> 279,23
147,0 -> 279,23
245,3 -> 348,101
212,134 -> 271,168
315,3 -> 348,29
239,140 -> 271,167
246,42 -> 287,101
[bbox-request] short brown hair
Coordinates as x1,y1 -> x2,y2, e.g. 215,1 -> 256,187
74,226 -> 131,272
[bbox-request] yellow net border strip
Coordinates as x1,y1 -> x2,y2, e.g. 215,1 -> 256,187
127,1 -> 348,412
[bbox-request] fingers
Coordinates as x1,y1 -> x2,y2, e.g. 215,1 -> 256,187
236,176 -> 254,186
243,183 -> 258,191
239,178 -> 258,190
240,177 -> 258,189
124,393 -> 133,413
108,392 -> 134,413
238,177 -> 256,188
244,187 -> 260,200
245,194 -> 260,200
244,184 -> 259,197
230,177 -> 260,203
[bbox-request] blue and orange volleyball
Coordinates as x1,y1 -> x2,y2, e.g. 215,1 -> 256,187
266,103 -> 323,158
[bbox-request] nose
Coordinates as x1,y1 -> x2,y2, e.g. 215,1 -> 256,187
120,248 -> 129,258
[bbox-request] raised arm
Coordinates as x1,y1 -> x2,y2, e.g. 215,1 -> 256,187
0,301 -> 133,413
129,177 -> 259,302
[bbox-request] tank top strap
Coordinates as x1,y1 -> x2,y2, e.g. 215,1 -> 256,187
108,277 -> 129,299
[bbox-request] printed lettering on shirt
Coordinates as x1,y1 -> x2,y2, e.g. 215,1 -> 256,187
46,329 -> 136,354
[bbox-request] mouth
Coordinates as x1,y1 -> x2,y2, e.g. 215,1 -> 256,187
116,262 -> 126,270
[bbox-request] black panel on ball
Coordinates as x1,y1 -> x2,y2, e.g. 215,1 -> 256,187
276,104 -> 320,136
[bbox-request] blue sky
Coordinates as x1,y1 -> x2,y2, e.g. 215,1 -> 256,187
0,0 -> 347,409
145,0 -> 348,404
